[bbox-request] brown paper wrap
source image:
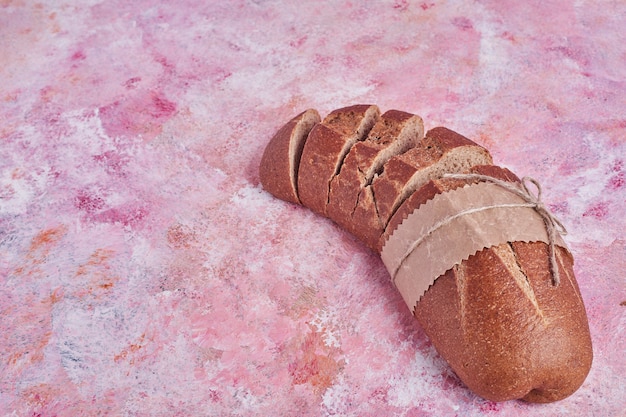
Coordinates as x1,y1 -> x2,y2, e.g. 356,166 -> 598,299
381,181 -> 569,313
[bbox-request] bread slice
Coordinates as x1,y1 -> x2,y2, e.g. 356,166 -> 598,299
298,105 -> 380,215
389,166 -> 593,403
326,110 -> 424,240
373,127 -> 493,226
259,109 -> 320,204
348,127 -> 492,251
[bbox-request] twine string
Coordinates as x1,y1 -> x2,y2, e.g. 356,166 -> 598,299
443,173 -> 567,286
392,174 -> 567,287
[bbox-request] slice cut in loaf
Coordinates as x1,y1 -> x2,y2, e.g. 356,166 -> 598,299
326,110 -> 424,240
349,127 -> 492,251
372,127 -> 493,231
259,109 -> 321,204
298,105 -> 380,215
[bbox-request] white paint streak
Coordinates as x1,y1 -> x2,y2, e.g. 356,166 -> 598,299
310,309 -> 341,349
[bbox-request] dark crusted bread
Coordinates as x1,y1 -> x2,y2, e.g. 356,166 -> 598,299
326,110 -> 424,240
258,106 -> 593,403
387,166 -> 593,402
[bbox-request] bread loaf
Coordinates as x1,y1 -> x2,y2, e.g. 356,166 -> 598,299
258,106 -> 593,403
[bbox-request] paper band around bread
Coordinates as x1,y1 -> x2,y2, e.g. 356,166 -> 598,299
381,179 -> 569,313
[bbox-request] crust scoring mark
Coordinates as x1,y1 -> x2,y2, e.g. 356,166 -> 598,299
455,263 -> 468,333
556,249 -> 583,307
494,243 -> 545,322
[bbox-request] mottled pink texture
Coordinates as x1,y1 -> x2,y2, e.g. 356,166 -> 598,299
1,1 -> 625,416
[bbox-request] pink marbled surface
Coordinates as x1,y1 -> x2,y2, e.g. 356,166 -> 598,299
1,1 -> 625,415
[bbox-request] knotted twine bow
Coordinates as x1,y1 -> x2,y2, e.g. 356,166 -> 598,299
440,173 -> 568,286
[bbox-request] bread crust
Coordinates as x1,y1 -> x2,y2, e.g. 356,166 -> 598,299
298,105 -> 380,215
259,109 -> 320,204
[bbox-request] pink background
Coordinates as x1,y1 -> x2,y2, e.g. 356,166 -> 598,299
1,1 -> 625,416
